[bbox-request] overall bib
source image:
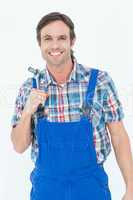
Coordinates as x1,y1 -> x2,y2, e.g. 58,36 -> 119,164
30,69 -> 112,200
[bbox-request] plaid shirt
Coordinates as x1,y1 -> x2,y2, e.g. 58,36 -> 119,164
11,61 -> 124,164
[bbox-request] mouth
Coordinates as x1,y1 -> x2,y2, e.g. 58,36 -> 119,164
48,51 -> 64,57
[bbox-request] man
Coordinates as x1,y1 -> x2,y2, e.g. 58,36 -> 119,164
11,12 -> 133,200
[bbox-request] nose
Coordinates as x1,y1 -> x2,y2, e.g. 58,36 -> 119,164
51,40 -> 60,49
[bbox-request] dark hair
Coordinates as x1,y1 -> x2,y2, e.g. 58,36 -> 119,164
36,12 -> 76,60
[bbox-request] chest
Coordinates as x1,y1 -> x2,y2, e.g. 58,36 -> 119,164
38,82 -> 88,122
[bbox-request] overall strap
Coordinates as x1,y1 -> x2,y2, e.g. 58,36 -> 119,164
28,66 -> 39,89
32,77 -> 37,89
84,69 -> 99,159
86,69 -> 99,107
32,77 -> 48,110
32,77 -> 45,115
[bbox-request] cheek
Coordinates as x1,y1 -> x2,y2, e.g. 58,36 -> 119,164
40,46 -> 48,54
40,48 -> 47,59
62,42 -> 71,50
40,42 -> 49,51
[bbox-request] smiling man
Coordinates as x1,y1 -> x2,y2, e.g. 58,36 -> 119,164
39,19 -> 75,84
11,12 -> 133,200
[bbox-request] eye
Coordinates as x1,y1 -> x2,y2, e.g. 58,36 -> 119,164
45,38 -> 51,41
59,36 -> 67,40
41,36 -> 52,41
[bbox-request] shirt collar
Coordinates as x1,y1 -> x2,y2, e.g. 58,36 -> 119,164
39,59 -> 91,87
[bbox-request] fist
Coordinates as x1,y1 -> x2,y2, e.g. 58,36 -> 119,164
23,89 -> 48,115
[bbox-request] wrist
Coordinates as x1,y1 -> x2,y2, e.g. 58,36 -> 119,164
126,180 -> 133,191
21,110 -> 32,119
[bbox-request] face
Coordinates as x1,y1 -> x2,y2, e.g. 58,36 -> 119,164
39,20 -> 75,68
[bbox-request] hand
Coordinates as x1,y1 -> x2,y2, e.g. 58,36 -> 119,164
122,189 -> 133,200
23,89 -> 48,115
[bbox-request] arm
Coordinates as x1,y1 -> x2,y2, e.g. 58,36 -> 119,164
107,121 -> 133,194
100,70 -> 133,199
11,88 -> 48,153
11,111 -> 33,153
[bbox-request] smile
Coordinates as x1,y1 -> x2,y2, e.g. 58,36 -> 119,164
49,51 -> 63,56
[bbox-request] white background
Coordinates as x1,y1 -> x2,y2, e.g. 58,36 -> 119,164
0,0 -> 133,199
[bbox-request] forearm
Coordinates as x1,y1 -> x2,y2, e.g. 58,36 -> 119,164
11,111 -> 33,153
111,127 -> 133,189
11,88 -> 48,153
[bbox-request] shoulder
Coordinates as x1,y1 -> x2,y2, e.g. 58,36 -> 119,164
20,67 -> 46,90
79,63 -> 112,87
96,70 -> 113,89
18,77 -> 33,96
17,67 -> 48,96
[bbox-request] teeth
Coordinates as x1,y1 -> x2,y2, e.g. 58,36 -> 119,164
50,52 -> 62,56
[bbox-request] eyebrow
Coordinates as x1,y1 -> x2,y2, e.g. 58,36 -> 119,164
42,35 -> 51,38
42,34 -> 68,39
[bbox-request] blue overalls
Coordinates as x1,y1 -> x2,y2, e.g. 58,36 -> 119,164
30,69 -> 112,200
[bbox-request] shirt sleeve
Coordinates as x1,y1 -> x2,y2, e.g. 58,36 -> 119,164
102,72 -> 124,123
11,78 -> 33,127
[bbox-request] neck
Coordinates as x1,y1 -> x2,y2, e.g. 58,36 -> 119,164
46,59 -> 74,84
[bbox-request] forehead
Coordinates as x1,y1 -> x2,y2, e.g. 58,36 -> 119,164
40,20 -> 70,37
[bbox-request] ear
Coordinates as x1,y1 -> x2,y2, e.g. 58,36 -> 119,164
71,37 -> 76,47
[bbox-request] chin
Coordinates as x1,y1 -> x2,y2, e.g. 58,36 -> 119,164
47,59 -> 65,67
51,63 -> 64,67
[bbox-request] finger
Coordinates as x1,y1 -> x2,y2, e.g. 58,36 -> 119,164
38,96 -> 45,104
31,89 -> 49,98
37,91 -> 49,98
33,98 -> 43,107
